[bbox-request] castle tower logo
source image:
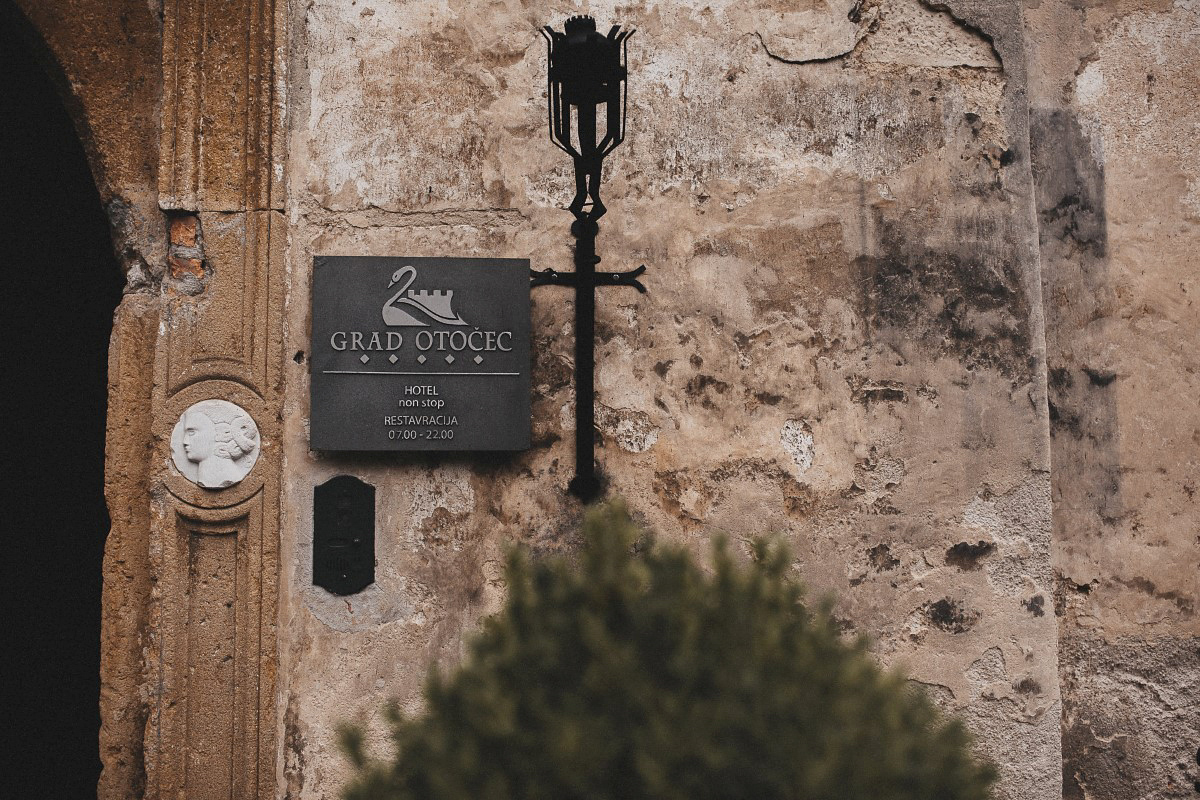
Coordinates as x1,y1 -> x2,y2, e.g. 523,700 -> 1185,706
382,265 -> 469,327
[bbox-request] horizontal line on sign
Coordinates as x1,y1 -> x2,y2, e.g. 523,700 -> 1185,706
322,370 -> 522,376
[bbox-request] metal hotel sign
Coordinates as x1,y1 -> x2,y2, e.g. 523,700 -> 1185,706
310,256 -> 531,450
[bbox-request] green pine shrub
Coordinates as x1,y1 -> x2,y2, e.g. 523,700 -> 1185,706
341,502 -> 996,800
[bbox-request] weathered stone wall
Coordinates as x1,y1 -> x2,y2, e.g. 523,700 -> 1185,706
13,0 -> 1198,796
278,1 -> 1062,797
1024,1 -> 1200,797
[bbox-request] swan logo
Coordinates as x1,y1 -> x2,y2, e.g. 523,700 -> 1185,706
382,265 -> 470,327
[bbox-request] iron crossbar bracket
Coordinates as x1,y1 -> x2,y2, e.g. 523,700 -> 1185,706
530,252 -> 648,502
530,264 -> 647,292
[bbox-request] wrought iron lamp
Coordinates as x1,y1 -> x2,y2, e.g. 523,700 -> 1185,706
533,16 -> 646,502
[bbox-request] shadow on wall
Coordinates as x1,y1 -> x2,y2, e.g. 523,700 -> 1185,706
1030,109 -> 1126,800
1030,109 -> 1122,545
0,2 -> 124,797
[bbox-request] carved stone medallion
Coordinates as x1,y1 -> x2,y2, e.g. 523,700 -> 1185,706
170,399 -> 261,488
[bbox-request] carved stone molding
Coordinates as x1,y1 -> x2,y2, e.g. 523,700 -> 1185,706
146,0 -> 285,797
148,259 -> 284,800
147,495 -> 276,799
163,212 -> 285,398
159,0 -> 285,212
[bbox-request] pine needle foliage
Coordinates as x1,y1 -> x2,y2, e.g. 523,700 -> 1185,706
341,502 -> 996,800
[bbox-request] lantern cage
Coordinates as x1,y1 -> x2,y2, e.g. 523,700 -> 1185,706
542,16 -> 634,219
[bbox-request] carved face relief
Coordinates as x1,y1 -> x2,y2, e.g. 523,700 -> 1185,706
182,410 -> 215,463
171,399 -> 261,488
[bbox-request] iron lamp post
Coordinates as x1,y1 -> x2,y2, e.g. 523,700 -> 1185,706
533,16 -> 646,503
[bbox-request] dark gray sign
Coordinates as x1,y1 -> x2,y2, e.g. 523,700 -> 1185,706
310,256 -> 531,451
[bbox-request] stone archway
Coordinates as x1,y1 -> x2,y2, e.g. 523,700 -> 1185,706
0,7 -> 123,795
8,1 -> 286,797
4,1 -> 161,795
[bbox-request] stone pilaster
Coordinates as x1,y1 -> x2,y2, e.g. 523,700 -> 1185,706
144,1 -> 286,797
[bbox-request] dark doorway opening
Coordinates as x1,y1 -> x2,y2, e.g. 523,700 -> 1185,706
0,7 -> 124,797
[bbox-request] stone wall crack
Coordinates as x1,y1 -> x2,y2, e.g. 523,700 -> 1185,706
918,0 -> 1004,70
